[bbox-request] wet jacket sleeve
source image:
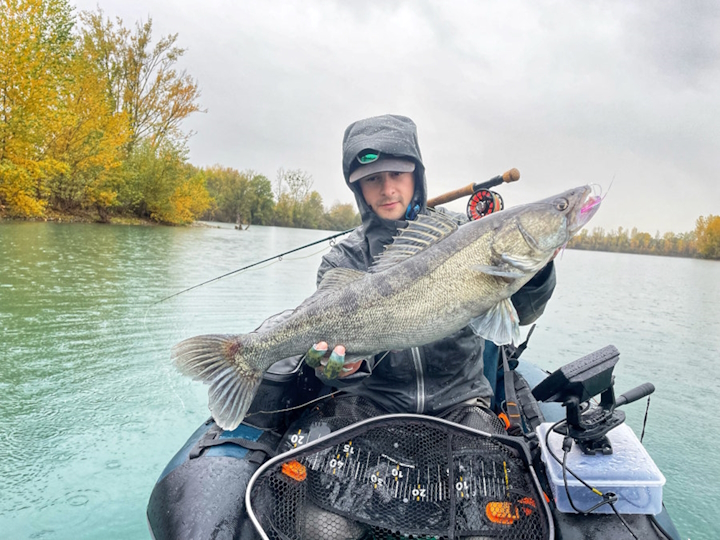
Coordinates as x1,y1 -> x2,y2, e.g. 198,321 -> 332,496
511,261 -> 556,325
316,254 -> 337,287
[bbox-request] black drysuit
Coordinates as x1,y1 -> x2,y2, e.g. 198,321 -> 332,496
313,114 -> 556,414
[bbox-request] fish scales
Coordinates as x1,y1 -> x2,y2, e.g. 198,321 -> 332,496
172,185 -> 601,430
250,227 -> 496,358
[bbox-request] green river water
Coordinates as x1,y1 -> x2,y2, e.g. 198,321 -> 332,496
1,221 -> 718,539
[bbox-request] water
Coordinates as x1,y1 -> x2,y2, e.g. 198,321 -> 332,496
1,221 -> 718,539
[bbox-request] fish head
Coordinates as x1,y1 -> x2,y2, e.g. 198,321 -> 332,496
490,185 -> 601,268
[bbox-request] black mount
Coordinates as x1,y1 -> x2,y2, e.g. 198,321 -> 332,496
532,345 -> 655,455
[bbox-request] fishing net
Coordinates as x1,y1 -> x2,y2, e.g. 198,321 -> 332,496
247,398 -> 551,540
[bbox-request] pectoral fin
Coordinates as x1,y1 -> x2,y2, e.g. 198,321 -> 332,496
501,253 -> 547,273
471,264 -> 526,279
469,298 -> 521,346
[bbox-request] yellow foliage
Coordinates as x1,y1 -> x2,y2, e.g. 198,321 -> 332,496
695,215 -> 720,259
0,0 -> 75,216
45,46 -> 131,211
154,173 -> 210,225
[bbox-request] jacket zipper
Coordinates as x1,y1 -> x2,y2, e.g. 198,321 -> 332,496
411,347 -> 425,413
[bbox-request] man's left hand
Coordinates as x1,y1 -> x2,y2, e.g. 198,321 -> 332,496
305,342 -> 363,379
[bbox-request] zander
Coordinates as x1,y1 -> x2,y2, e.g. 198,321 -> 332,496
173,185 -> 601,430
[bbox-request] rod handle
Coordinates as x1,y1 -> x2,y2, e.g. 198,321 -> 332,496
427,168 -> 520,208
427,183 -> 475,208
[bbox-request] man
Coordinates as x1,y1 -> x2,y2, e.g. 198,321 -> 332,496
306,114 -> 556,416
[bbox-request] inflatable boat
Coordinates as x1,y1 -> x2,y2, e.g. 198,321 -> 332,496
147,344 -> 682,540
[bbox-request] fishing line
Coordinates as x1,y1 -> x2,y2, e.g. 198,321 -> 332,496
246,390 -> 345,418
143,243 -> 332,335
143,234 -> 347,417
278,244 -> 333,261
150,228 -> 354,306
246,351 -> 391,417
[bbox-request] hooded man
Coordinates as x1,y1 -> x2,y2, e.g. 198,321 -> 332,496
308,114 -> 556,415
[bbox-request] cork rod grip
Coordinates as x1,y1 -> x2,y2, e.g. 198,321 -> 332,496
427,168 -> 520,208
427,183 -> 475,208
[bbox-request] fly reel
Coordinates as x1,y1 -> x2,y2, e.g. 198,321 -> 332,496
467,189 -> 504,221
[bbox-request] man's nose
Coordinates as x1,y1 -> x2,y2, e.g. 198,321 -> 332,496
378,174 -> 394,194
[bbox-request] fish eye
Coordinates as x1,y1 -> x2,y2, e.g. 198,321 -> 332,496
554,198 -> 569,211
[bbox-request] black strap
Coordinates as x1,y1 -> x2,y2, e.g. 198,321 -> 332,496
509,324 -> 535,362
502,346 -> 523,435
513,370 -> 545,432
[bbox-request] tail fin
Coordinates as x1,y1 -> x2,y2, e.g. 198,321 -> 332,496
172,334 -> 263,431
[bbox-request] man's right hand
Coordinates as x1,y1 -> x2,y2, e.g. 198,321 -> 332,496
305,341 -> 363,379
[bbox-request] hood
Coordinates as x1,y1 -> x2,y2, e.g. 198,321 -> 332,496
342,114 -> 429,258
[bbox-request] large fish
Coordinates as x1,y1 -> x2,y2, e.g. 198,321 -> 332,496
173,185 -> 601,430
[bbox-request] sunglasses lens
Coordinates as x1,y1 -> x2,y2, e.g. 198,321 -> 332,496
357,152 -> 379,164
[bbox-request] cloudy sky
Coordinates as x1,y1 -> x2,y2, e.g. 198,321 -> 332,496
72,0 -> 718,234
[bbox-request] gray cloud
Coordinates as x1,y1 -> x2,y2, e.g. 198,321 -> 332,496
72,0 -> 719,234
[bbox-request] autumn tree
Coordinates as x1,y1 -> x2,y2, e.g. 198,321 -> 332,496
78,9 -> 203,151
325,202 -> 361,230
76,9 -> 207,224
0,0 -> 74,216
247,174 -> 275,225
272,168 -> 326,228
44,38 -> 130,218
695,215 -> 720,259
202,166 -> 274,225
119,139 -> 208,224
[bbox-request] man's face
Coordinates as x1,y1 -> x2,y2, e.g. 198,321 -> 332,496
358,171 -> 415,221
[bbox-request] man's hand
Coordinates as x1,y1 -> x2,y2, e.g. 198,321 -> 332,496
305,341 -> 363,379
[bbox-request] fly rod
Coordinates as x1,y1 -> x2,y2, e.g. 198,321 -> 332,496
152,228 -> 354,304
154,168 -> 520,304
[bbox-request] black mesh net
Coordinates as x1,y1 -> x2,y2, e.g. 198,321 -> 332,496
248,398 -> 550,540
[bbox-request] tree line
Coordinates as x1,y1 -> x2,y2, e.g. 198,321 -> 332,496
0,0 -> 360,230
567,216 -> 720,260
3,1 -> 713,246
200,166 -> 361,231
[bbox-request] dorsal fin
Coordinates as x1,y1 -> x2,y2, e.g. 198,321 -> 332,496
317,267 -> 366,291
369,210 -> 459,273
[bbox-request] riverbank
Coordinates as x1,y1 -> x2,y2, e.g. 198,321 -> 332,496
0,207 -> 161,227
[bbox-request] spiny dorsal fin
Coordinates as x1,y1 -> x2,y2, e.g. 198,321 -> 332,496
317,267 -> 366,291
370,210 -> 459,273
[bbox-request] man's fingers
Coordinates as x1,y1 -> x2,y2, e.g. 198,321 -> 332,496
340,360 -> 363,377
308,343 -> 361,379
305,341 -> 328,368
322,346 -> 346,379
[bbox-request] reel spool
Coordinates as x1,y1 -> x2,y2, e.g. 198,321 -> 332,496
467,189 -> 504,221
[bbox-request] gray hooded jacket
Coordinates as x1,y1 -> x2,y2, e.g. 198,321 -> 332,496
315,114 -> 556,414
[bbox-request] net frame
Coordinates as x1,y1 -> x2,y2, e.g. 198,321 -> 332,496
246,413 -> 553,540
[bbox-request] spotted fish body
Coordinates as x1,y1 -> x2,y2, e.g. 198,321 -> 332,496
173,185 -> 600,430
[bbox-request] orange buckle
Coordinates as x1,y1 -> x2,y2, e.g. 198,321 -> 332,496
281,460 -> 307,481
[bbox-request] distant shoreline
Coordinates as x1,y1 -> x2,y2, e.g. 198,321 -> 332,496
3,212 -> 716,261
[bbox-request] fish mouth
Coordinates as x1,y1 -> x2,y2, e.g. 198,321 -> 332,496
569,184 -> 602,235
